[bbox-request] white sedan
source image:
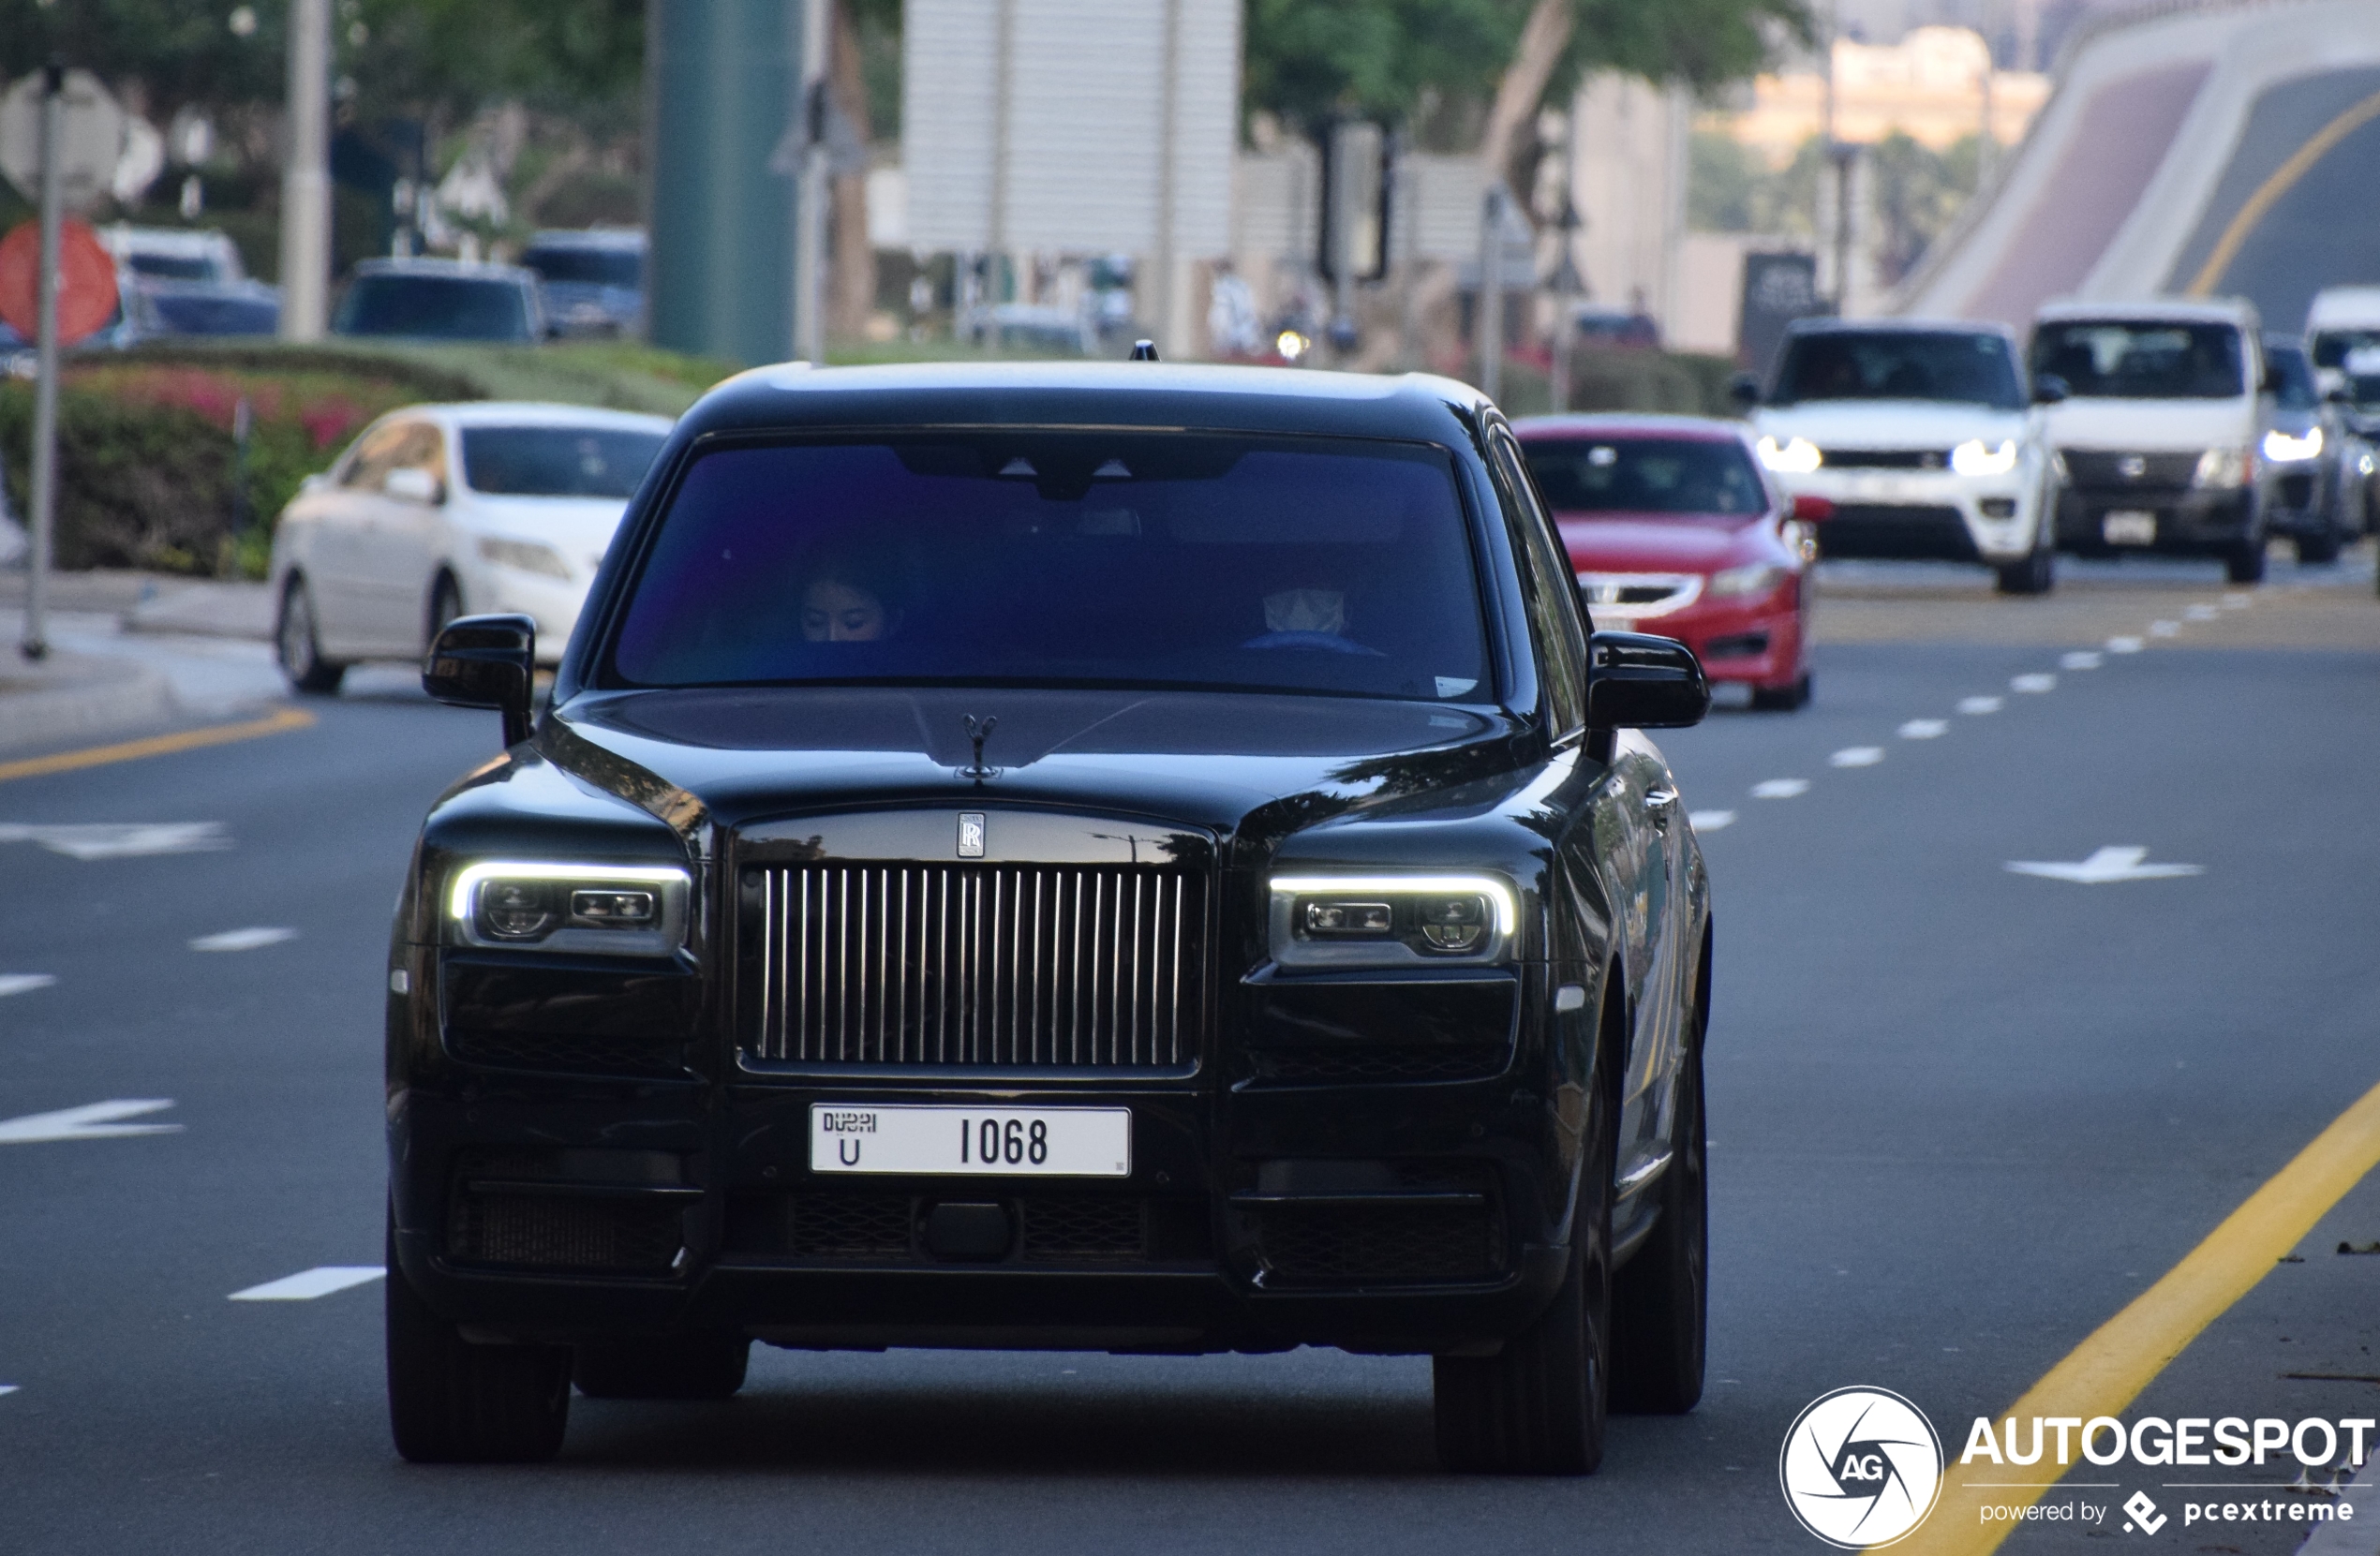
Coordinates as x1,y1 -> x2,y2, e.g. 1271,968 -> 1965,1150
269,403 -> 672,693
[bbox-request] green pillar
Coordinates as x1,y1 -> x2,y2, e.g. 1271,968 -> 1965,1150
646,0 -> 805,365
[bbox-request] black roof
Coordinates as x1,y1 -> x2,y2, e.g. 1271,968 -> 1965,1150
676,362 -> 1495,446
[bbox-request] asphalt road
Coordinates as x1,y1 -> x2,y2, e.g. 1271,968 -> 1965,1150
3,565 -> 2377,1553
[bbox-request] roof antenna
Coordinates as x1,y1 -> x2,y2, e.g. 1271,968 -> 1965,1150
1129,339 -> 1159,362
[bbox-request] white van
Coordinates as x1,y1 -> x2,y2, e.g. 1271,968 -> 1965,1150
2030,297 -> 2275,584
2308,287 -> 2380,432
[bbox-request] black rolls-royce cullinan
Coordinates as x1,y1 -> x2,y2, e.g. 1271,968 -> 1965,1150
389,359 -> 1716,1475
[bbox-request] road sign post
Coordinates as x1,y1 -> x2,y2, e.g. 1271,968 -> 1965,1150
22,62 -> 61,663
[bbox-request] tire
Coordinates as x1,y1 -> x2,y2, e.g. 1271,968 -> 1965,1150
1610,992 -> 1706,1415
1994,545 -> 2055,595
386,1212 -> 573,1463
2297,532 -> 2342,565
2225,538 -> 2268,585
275,577 -> 346,696
574,1337 -> 751,1400
426,573 -> 465,652
1434,1021 -> 1614,1474
1748,674 -> 1810,713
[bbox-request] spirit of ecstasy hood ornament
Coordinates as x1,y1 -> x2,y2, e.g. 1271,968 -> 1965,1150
959,715 -> 1000,783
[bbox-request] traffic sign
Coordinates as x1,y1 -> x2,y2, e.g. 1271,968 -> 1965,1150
0,69 -> 125,212
0,218 -> 118,344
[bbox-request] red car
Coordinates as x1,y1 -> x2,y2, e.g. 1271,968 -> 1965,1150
1515,413 -> 1823,711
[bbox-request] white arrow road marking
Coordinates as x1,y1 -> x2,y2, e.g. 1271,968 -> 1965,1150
1830,747 -> 1883,767
2107,636 -> 2144,654
0,974 -> 55,998
2005,847 -> 2206,884
190,927 -> 297,953
1958,696 -> 2003,715
2149,620 -> 2181,637
2011,674 -> 2057,692
0,1386 -> 16,1398
0,1099 -> 181,1145
0,823 -> 228,860
1898,719 -> 1948,739
1750,778 -> 1809,798
2060,651 -> 2103,670
229,1267 -> 384,1302
2185,602 -> 2221,621
1688,809 -> 1735,831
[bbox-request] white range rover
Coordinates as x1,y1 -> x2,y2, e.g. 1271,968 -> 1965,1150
1743,319 -> 2060,594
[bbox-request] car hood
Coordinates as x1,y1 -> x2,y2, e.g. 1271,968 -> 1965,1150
1755,401 -> 2029,445
1554,513 -> 1768,573
529,686 -> 1534,849
2041,396 -> 2257,450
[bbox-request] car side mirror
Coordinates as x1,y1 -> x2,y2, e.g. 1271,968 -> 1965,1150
1586,630 -> 1709,735
2031,373 -> 2069,405
1727,372 -> 1762,410
424,614 -> 536,748
1792,494 -> 1834,523
384,466 -> 443,505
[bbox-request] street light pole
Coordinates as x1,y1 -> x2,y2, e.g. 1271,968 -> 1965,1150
21,60 -> 62,664
278,0 -> 330,341
1479,184 -> 1504,403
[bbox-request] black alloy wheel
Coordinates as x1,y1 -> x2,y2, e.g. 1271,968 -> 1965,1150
1748,673 -> 1811,713
2225,535 -> 2268,585
275,577 -> 346,695
1610,986 -> 1708,1415
574,1337 -> 751,1400
1434,1004 -> 1614,1474
2298,529 -> 2343,565
385,1211 -> 573,1462
1994,541 -> 2056,596
426,573 -> 465,651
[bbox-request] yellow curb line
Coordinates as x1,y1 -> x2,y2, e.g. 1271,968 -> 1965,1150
1902,1074 -> 2380,1554
0,704 -> 316,785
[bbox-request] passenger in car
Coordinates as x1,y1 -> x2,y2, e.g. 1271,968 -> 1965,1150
798,545 -> 907,643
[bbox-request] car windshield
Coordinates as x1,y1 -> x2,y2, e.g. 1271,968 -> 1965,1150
463,427 -> 667,497
2312,329 -> 2380,405
1522,437 -> 1767,516
2030,320 -> 2244,399
143,290 -> 276,335
606,433 -> 1490,702
127,253 -> 218,282
2266,343 -> 2320,410
523,246 -> 642,288
1771,331 -> 2024,408
335,274 -> 533,341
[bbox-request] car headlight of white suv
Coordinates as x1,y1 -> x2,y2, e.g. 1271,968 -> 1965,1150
1949,438 -> 2020,477
1756,436 -> 1822,474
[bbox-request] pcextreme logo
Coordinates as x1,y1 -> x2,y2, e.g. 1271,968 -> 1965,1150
1780,1386 -> 1946,1549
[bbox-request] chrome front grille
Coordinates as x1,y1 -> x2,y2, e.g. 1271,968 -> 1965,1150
749,864 -> 1206,1068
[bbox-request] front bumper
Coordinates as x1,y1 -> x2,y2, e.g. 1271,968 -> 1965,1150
2055,486 -> 2256,554
1606,591 -> 1806,689
1782,467 -> 2042,562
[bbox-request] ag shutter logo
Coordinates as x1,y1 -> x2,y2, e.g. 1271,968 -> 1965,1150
1780,1386 -> 1945,1549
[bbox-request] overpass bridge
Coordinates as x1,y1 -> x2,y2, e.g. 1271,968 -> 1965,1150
1898,0 -> 2380,333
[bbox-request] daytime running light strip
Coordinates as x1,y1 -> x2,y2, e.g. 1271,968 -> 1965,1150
1268,874 -> 1520,936
447,861 -> 692,923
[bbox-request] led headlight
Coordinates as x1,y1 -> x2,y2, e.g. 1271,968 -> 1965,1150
2193,446 -> 2252,489
1950,437 -> 2019,477
1268,873 -> 1519,969
1756,436 -> 1822,474
1708,562 -> 1787,599
446,862 -> 692,955
2262,427 -> 2324,464
478,536 -> 573,579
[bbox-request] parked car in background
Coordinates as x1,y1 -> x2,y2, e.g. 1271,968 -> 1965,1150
1519,413 -> 1820,709
2030,296 -> 2274,584
100,225 -> 280,339
519,229 -> 645,339
269,403 -> 672,693
2259,333 -> 2365,562
1565,303 -> 1661,350
1743,319 -> 2060,594
332,259 -> 545,344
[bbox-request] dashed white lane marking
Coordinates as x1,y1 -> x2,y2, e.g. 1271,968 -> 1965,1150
2107,636 -> 2144,654
1751,778 -> 1810,799
2149,620 -> 2181,636
2223,592 -> 2252,609
0,1099 -> 180,1145
1688,809 -> 1735,832
0,822 -> 228,860
2005,846 -> 2205,884
1958,696 -> 2003,715
0,974 -> 56,998
2011,673 -> 2057,693
229,1267 -> 384,1302
1899,719 -> 1949,739
1830,747 -> 1884,767
2060,651 -> 2103,671
2185,602 -> 2221,621
190,927 -> 297,953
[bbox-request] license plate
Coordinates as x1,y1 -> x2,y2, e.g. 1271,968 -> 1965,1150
811,1104 -> 1132,1178
2103,511 -> 2157,544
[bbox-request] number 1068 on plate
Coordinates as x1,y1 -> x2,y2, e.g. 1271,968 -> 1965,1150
810,1104 -> 1132,1178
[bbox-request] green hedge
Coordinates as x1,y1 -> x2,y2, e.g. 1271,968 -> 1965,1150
0,340 -> 734,578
